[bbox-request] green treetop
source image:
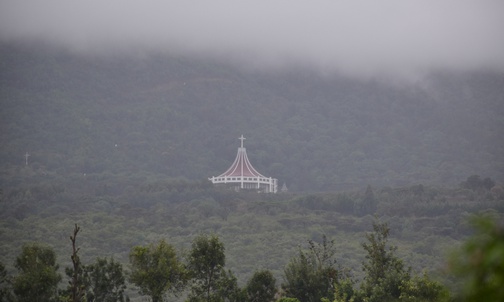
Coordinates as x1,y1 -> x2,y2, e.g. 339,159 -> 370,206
129,239 -> 186,302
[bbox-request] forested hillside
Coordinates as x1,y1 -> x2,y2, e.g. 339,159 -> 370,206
1,41 -> 503,191
0,175 -> 503,301
1,41 -> 504,301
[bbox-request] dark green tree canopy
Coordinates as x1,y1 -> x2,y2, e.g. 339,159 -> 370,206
246,269 -> 277,302
282,235 -> 343,302
450,216 -> 504,302
359,220 -> 410,301
188,234 -> 226,278
84,257 -> 128,302
13,243 -> 61,302
187,234 -> 237,302
129,239 -> 186,302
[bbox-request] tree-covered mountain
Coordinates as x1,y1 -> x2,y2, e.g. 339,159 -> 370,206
1,41 -> 503,191
1,42 -> 503,299
0,174 -> 502,300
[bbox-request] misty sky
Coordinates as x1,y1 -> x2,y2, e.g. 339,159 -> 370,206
1,0 -> 504,77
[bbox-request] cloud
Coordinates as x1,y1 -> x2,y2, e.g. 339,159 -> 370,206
1,0 -> 503,77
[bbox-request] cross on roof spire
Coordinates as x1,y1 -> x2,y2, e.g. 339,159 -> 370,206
209,135 -> 278,193
239,135 -> 246,148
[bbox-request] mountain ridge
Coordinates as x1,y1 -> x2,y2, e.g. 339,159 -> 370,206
1,41 -> 503,191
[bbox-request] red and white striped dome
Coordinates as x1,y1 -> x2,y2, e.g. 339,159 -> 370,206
209,135 -> 277,193
216,135 -> 266,178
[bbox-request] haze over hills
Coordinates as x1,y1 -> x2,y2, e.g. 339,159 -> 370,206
1,3 -> 504,301
0,41 -> 503,191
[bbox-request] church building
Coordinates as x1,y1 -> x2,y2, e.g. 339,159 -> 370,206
208,135 -> 278,193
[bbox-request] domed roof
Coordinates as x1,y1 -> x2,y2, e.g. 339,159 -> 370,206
216,135 -> 266,178
209,135 -> 278,193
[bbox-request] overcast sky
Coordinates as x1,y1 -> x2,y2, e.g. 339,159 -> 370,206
1,0 -> 503,77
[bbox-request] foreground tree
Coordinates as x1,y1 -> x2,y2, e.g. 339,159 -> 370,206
282,235 -> 344,302
12,243 -> 61,302
187,234 -> 242,302
399,272 -> 450,302
129,239 -> 186,302
84,257 -> 129,302
450,216 -> 504,301
215,269 -> 245,302
354,220 -> 448,302
65,224 -> 86,302
358,220 -> 410,302
245,270 -> 276,302
62,225 -> 128,302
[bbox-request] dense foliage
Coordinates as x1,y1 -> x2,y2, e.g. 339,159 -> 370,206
1,41 -> 503,301
246,270 -> 277,302
359,221 -> 409,301
450,216 -> 504,301
82,257 -> 128,302
2,216 -> 503,302
12,243 -> 61,302
129,239 -> 185,301
1,176 -> 503,293
282,236 -> 343,302
186,234 -> 230,302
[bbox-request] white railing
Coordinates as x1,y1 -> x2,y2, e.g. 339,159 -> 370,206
209,176 -> 278,193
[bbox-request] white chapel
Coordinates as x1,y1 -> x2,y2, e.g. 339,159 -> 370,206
208,135 -> 278,193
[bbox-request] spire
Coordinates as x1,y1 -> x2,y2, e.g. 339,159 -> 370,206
209,136 -> 278,193
239,134 -> 245,148
216,136 -> 265,178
